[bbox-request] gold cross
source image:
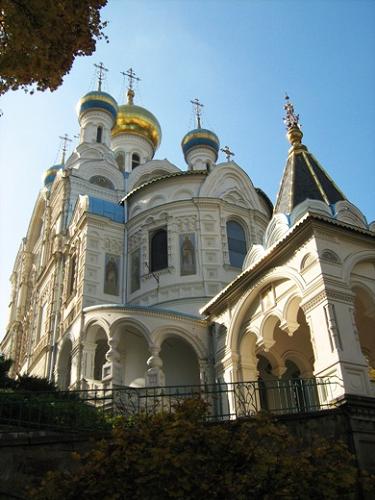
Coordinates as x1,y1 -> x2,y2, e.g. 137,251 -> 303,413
190,98 -> 204,128
221,145 -> 235,162
121,68 -> 141,90
94,62 -> 108,91
59,134 -> 72,163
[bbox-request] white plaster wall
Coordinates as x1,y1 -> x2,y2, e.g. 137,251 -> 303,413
126,174 -> 269,315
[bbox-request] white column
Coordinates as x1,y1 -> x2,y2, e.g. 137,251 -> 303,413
302,290 -> 370,400
103,336 -> 122,386
146,346 -> 165,387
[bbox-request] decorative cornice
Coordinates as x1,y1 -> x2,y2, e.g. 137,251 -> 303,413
301,287 -> 355,314
83,304 -> 207,326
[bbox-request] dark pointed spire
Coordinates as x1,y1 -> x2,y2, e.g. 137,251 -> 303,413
274,95 -> 347,214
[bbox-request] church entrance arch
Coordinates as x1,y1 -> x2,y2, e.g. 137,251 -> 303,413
160,336 -> 200,387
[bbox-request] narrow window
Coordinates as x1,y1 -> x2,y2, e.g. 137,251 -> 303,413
150,228 -> 168,272
227,220 -> 247,267
96,126 -> 103,143
68,255 -> 77,296
36,302 -> 47,343
132,153 -> 140,169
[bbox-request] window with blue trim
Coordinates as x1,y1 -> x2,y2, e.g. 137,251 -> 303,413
227,220 -> 247,267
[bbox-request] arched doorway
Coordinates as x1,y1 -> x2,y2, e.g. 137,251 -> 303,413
257,308 -> 316,413
353,286 -> 375,380
160,336 -> 200,387
83,325 -> 109,384
115,325 -> 150,387
94,336 -> 109,381
57,339 -> 72,390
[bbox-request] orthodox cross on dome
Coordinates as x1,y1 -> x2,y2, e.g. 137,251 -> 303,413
94,62 -> 108,92
59,133 -> 72,163
121,68 -> 141,104
283,93 -> 301,130
221,145 -> 235,162
190,98 -> 204,129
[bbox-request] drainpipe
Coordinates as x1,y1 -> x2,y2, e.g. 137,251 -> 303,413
208,322 -> 218,384
122,172 -> 130,305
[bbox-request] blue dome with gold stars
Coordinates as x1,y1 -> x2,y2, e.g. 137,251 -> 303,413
76,91 -> 118,123
181,128 -> 220,161
43,163 -> 64,189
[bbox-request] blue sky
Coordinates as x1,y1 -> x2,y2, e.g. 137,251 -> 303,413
1,0 -> 374,338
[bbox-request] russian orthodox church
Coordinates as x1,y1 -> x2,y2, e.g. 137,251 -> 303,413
2,69 -> 375,413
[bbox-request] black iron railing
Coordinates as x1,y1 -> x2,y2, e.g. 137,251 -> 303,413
0,378 -> 339,432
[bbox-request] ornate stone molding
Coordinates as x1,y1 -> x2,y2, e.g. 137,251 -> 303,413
301,287 -> 355,314
279,319 -> 300,336
323,303 -> 343,351
84,305 -> 207,327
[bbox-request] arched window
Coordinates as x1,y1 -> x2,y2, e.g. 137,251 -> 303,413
227,220 -> 247,267
150,228 -> 168,272
132,153 -> 141,169
116,152 -> 125,171
89,175 -> 114,190
96,126 -> 103,143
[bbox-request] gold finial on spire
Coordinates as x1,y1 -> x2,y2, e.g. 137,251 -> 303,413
58,134 -> 72,163
221,145 -> 234,162
121,68 -> 141,105
190,98 -> 204,128
94,62 -> 108,92
283,93 -> 303,146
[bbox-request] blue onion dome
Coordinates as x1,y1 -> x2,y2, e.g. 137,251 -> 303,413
42,163 -> 64,188
76,91 -> 118,123
181,128 -> 220,161
112,103 -> 162,150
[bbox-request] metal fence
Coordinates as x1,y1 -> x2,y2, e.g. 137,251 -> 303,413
0,378 -> 339,432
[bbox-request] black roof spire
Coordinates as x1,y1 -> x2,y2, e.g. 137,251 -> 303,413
274,95 -> 346,214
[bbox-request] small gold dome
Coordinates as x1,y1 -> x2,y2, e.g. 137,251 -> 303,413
112,104 -> 161,150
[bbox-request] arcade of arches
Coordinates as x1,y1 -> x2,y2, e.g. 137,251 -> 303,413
61,321 -> 202,390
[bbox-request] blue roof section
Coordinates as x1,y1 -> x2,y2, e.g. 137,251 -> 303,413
88,196 -> 124,223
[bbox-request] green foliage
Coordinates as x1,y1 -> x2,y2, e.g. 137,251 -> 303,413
14,374 -> 58,392
0,0 -> 108,95
0,354 -> 107,432
0,390 -> 109,431
31,398 -> 369,500
0,354 -> 14,388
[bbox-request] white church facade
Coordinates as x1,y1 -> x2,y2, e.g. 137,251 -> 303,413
2,73 -> 375,413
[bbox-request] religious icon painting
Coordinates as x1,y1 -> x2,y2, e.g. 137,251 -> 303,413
130,249 -> 141,293
180,233 -> 196,276
104,253 -> 120,295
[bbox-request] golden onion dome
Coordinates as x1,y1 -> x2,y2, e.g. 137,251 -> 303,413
112,103 -> 162,150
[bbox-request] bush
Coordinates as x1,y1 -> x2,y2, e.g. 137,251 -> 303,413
30,398 -> 370,499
